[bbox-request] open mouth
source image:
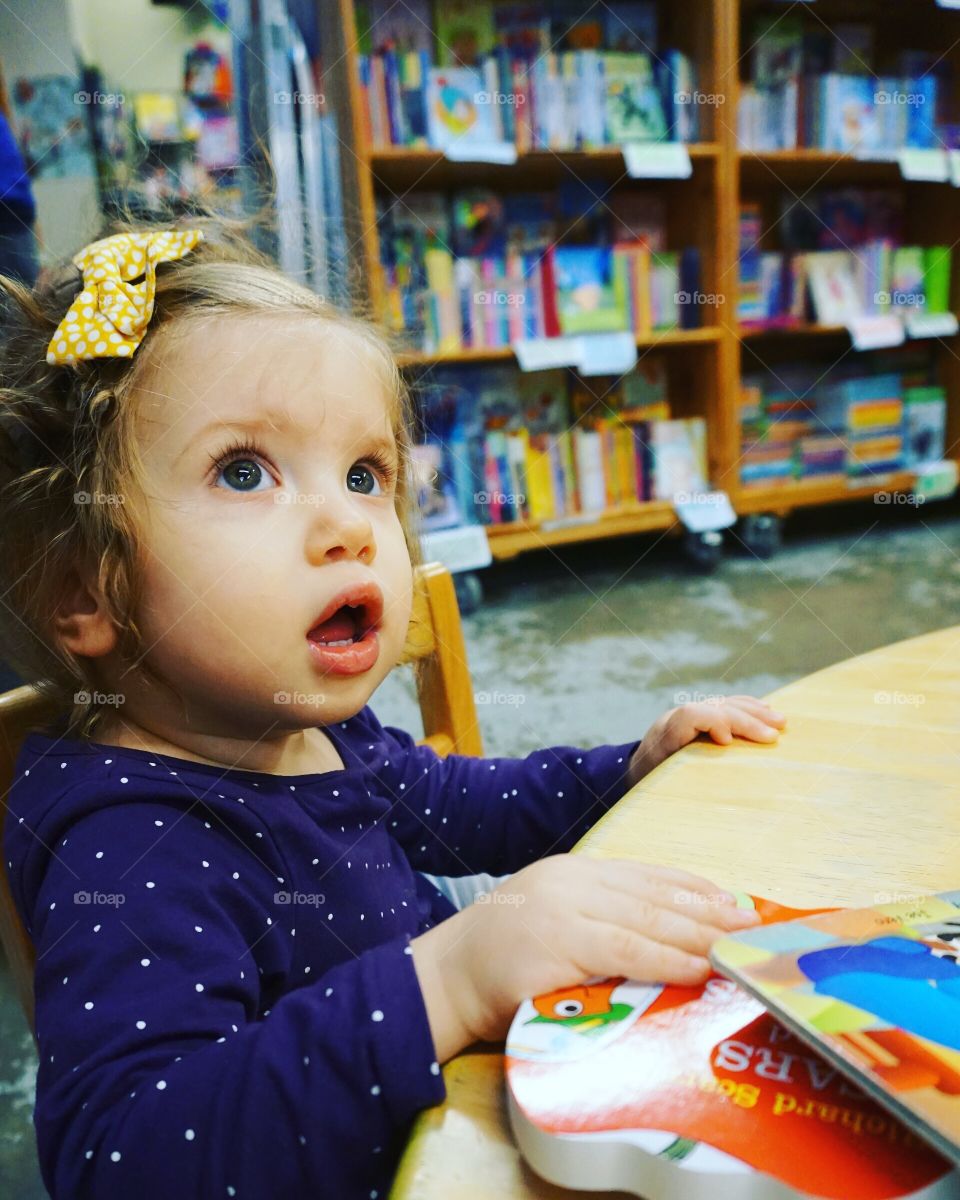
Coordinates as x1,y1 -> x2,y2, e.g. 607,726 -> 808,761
306,583 -> 383,676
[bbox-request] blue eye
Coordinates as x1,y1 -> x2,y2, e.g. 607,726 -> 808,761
216,458 -> 274,492
347,464 -> 383,496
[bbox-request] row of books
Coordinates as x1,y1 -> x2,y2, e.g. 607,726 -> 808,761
738,74 -> 941,155
412,364 -> 708,527
740,359 -> 947,490
359,48 -> 700,152
738,12 -> 952,153
379,189 -> 702,352
738,195 -> 953,329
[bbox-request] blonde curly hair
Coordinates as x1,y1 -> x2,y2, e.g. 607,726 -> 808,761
0,207 -> 418,738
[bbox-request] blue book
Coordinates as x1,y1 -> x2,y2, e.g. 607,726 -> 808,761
906,76 -> 938,149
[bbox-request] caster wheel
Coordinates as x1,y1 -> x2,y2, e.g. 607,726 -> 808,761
453,571 -> 483,615
683,529 -> 724,573
738,513 -> 782,559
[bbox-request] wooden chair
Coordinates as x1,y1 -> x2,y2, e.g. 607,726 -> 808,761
0,561 -> 481,1036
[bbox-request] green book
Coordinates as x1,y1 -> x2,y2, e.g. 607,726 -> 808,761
434,0 -> 495,65
923,246 -> 952,315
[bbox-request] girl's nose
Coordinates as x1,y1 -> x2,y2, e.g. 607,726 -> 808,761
304,495 -> 376,565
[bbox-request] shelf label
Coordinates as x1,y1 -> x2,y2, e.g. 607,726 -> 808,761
905,310 -> 960,340
512,337 -> 581,371
420,525 -> 492,572
673,490 -> 737,533
915,459 -> 959,501
846,314 -> 905,351
443,141 -> 518,165
576,332 -> 638,376
898,148 -> 949,182
936,0 -> 960,8
949,150 -> 960,187
622,142 -> 693,179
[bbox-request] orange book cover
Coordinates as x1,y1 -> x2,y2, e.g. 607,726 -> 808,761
506,896 -> 956,1199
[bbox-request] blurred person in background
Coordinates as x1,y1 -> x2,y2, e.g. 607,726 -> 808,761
0,59 -> 40,290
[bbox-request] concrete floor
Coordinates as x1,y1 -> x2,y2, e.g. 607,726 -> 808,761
3,501 -> 960,1197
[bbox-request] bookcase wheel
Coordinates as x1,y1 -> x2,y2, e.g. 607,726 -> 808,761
682,529 -> 725,573
737,514 -> 783,560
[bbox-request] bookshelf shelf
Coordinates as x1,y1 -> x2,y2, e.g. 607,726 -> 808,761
397,327 -> 724,368
322,0 -> 960,563
734,470 -> 924,516
368,144 -> 722,189
484,501 -> 678,560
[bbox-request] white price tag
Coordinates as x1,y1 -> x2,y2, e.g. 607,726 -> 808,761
420,525 -> 493,572
905,311 -> 960,340
846,314 -> 905,351
512,337 -> 581,371
622,142 -> 693,179
673,490 -> 737,533
949,150 -> 960,187
575,332 -> 639,376
898,148 -> 949,182
936,0 -> 960,9
443,141 -> 518,165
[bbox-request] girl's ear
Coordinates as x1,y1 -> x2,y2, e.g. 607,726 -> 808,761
53,568 -> 118,659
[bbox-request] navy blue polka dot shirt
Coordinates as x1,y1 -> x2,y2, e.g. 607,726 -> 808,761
5,704 -> 638,1199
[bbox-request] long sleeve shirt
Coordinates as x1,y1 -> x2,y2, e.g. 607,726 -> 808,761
5,704 -> 638,1199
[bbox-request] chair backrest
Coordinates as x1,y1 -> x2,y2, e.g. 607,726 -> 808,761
0,561 -> 480,1036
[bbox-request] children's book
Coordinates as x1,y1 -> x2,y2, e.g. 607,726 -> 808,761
425,67 -> 498,150
507,896 -> 957,1199
551,246 -> 628,335
711,891 -> 960,1170
603,52 -> 668,143
433,0 -> 496,65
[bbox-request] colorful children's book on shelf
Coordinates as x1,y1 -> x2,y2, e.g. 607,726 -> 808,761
710,891 -> 960,1171
506,895 -> 958,1199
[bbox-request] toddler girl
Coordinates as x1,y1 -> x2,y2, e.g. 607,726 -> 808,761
0,217 -> 783,1199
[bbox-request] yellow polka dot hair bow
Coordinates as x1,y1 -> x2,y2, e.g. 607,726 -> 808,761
46,229 -> 204,365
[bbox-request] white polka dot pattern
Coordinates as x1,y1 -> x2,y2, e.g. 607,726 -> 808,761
45,229 -> 204,365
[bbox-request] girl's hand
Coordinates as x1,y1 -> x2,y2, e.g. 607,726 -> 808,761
627,695 -> 786,787
410,856 -> 760,1057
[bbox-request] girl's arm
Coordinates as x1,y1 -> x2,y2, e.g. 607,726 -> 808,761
343,707 -> 639,877
24,800 -> 443,1200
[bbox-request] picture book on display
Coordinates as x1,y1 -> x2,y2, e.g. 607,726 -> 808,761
710,892 -> 960,1170
506,896 -> 958,1199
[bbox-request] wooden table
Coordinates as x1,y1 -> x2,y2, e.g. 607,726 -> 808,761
391,626 -> 960,1200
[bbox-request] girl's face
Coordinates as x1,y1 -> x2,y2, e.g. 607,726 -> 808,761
122,313 -> 413,735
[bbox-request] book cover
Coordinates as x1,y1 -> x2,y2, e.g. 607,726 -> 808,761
426,66 -> 498,150
434,0 -> 495,65
604,2 -> 658,53
806,251 -> 863,325
711,892 -> 960,1169
603,52 -> 668,143
553,246 -> 629,335
649,417 -> 708,500
507,895 -> 956,1198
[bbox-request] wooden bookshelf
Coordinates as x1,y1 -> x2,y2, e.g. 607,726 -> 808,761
323,0 -> 960,563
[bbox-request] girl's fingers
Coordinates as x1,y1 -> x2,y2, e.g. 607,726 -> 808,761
578,916 -> 713,987
725,710 -> 780,742
591,874 -> 759,936
596,859 -> 737,903
724,696 -> 787,726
